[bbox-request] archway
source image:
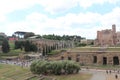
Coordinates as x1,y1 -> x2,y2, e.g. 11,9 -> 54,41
61,56 -> 64,60
93,56 -> 97,63
68,56 -> 72,60
76,57 -> 80,62
113,56 -> 119,65
103,57 -> 107,65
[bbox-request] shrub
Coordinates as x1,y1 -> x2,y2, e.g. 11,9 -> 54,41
30,60 -> 80,75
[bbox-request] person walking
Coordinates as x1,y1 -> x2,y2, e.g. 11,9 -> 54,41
115,74 -> 118,79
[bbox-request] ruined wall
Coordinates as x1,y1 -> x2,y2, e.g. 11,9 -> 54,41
49,51 -> 120,65
95,24 -> 118,46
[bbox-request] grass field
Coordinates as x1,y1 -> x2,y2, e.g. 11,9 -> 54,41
50,73 -> 92,80
0,64 -> 92,80
0,64 -> 34,80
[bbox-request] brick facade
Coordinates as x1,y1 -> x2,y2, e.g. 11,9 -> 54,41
95,24 -> 120,46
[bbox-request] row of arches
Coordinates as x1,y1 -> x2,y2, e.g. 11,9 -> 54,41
93,56 -> 119,65
61,55 -> 120,65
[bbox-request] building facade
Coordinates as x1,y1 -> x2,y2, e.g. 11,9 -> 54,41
48,50 -> 120,65
95,24 -> 120,46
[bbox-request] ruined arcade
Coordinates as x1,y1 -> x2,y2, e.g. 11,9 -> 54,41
49,24 -> 120,66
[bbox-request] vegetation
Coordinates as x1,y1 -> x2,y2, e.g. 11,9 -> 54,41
24,32 -> 35,39
42,34 -> 82,41
74,42 -> 87,47
50,73 -> 92,80
0,64 -> 91,80
14,40 -> 24,50
48,50 -> 62,55
30,60 -> 80,75
0,64 -> 34,80
14,40 -> 37,52
0,36 -> 5,45
2,39 -> 10,53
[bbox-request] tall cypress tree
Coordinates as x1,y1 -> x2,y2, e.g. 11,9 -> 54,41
2,39 -> 10,53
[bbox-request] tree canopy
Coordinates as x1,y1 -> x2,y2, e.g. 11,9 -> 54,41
2,38 -> 10,53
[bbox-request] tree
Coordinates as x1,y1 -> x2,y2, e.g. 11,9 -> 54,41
15,41 -> 24,50
24,32 -> 35,39
2,39 -> 10,53
30,44 -> 37,52
24,40 -> 31,52
30,60 -> 80,75
24,40 -> 37,52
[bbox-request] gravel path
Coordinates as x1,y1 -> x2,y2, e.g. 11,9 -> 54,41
81,68 -> 120,80
89,70 -> 106,80
80,69 -> 106,80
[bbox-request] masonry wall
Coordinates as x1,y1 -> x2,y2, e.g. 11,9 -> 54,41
95,24 -> 120,46
49,51 -> 120,65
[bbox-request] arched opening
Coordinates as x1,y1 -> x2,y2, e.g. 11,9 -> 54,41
93,56 -> 97,63
103,57 -> 107,65
113,56 -> 119,65
68,56 -> 72,60
76,57 -> 80,62
61,56 -> 64,60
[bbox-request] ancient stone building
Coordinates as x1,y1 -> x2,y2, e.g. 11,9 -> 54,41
30,39 -> 74,54
49,50 -> 120,65
95,24 -> 120,46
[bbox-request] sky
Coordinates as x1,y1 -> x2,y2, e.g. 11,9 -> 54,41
0,0 -> 120,39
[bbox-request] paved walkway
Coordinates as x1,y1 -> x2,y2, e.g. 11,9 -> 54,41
80,68 -> 120,80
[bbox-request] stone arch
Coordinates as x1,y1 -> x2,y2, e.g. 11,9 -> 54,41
61,56 -> 64,60
76,57 -> 80,62
113,56 -> 119,65
103,57 -> 107,65
76,54 -> 80,62
68,56 -> 72,60
93,56 -> 97,63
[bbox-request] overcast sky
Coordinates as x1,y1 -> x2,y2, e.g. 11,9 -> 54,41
0,0 -> 120,39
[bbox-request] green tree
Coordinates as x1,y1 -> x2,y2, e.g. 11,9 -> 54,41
15,41 -> 24,50
2,39 -> 10,53
24,40 -> 31,52
30,44 -> 37,52
24,32 -> 35,39
30,60 -> 80,75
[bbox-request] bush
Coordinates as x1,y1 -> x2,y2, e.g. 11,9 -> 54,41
30,60 -> 80,75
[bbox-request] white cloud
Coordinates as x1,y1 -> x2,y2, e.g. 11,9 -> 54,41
37,0 -> 78,14
0,0 -> 39,22
0,0 -> 37,15
3,6 -> 120,39
0,0 -> 119,20
101,7 -> 120,27
36,0 -> 120,13
0,15 -> 6,22
1,0 -> 120,39
78,0 -> 119,8
0,0 -> 118,16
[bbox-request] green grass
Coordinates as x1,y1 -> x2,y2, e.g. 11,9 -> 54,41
48,50 -> 62,55
0,64 -> 92,80
0,64 -> 35,80
9,41 -> 15,50
50,73 -> 92,80
0,41 -> 24,59
0,49 -> 25,59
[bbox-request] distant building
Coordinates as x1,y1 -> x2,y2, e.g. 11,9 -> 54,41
95,24 -> 120,46
8,37 -> 18,41
81,39 -> 94,45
